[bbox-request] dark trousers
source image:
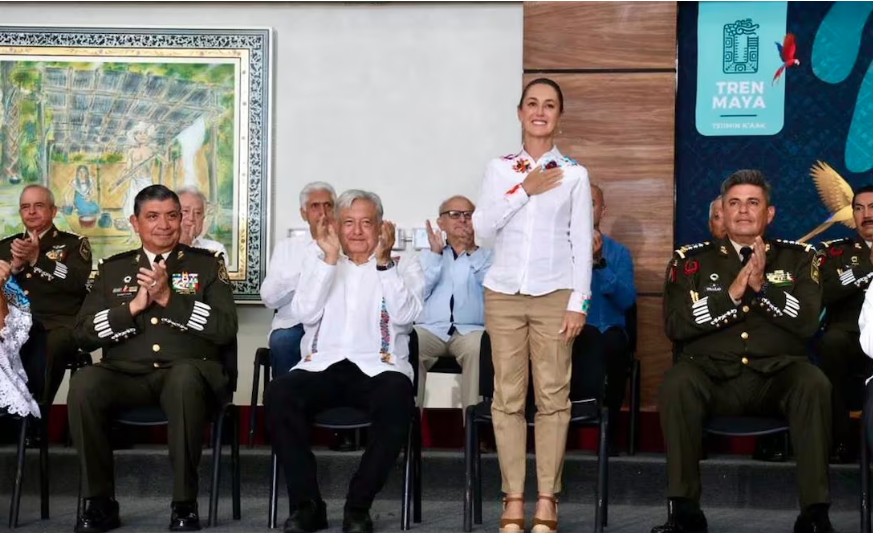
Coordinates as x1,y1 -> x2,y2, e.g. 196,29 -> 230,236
573,325 -> 629,439
265,360 -> 413,511
21,326 -> 78,405
659,360 -> 831,508
817,328 -> 869,446
67,361 -> 224,501
268,324 -> 305,378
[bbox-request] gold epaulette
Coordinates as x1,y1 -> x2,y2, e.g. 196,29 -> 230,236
673,241 -> 713,259
774,239 -> 815,253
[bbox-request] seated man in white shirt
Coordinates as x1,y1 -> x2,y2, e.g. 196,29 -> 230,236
265,189 -> 424,533
176,186 -> 229,261
260,182 -> 336,377
415,195 -> 492,413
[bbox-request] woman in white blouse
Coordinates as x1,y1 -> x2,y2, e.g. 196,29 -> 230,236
0,260 -> 39,418
473,78 -> 593,533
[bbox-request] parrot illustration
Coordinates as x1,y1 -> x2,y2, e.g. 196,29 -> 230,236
773,33 -> 800,85
798,161 -> 855,243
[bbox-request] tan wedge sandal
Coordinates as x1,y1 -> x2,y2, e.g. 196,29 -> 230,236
498,496 -> 524,533
531,495 -> 558,533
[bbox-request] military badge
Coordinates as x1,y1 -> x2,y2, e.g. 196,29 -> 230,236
217,260 -> 231,285
710,274 -> 719,281
766,270 -> 795,287
719,245 -> 728,255
852,256 -> 860,266
80,238 -> 91,261
829,247 -> 843,257
171,272 -> 199,294
812,258 -> 820,284
683,260 -> 699,275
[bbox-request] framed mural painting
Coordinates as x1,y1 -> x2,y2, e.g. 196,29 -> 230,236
0,25 -> 272,302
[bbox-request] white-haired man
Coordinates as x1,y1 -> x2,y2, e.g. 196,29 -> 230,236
176,187 -> 228,262
266,190 -> 423,533
260,182 -> 336,377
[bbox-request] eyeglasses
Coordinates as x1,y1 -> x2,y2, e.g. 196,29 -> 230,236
440,210 -> 474,220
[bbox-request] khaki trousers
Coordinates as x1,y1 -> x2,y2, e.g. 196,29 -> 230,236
414,326 -> 482,411
484,289 -> 572,495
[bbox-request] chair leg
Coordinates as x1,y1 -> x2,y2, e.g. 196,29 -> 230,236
463,407 -> 475,532
249,359 -> 261,448
862,415 -> 871,533
269,451 -> 279,529
473,420 -> 483,525
595,408 -> 609,533
208,411 -> 225,528
400,421 -> 413,531
231,407 -> 241,520
413,412 -> 422,524
9,416 -> 28,529
629,359 -> 640,456
40,414 -> 49,519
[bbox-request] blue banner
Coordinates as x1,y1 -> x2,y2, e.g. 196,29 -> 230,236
696,2 -> 788,136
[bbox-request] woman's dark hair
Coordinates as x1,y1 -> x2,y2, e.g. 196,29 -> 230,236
517,78 -> 564,113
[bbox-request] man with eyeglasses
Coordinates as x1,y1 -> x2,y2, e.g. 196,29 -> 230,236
414,195 -> 492,415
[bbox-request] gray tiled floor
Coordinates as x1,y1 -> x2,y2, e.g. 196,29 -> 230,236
4,497 -> 862,532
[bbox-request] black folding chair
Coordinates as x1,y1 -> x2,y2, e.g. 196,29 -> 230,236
268,329 -> 422,530
5,322 -> 49,528
625,304 -> 641,455
75,340 -> 241,527
463,331 -> 610,533
248,347 -> 272,447
859,385 -> 872,533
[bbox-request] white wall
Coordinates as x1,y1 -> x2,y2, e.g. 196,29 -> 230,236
0,2 -> 524,407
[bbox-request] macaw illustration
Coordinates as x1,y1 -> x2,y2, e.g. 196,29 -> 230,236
799,161 -> 855,243
773,33 -> 800,85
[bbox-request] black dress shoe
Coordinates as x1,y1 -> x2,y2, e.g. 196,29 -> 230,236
342,508 -> 374,533
752,436 -> 787,462
794,504 -> 837,533
650,498 -> 708,533
169,501 -> 201,531
284,500 -> 328,533
74,498 -> 121,533
829,442 -> 857,465
330,431 -> 358,452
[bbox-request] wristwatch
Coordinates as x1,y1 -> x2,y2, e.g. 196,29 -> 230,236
376,260 -> 396,271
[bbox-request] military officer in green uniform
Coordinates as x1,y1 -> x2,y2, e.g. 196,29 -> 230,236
0,184 -> 92,405
651,170 -> 835,533
816,184 -> 873,464
68,185 -> 238,533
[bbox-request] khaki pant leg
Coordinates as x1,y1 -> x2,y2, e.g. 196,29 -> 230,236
413,326 -> 449,409
448,329 -> 484,412
485,289 -> 530,495
527,290 -> 572,495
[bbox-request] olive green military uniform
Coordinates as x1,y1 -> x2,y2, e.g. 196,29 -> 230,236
0,225 -> 92,404
660,237 -> 831,508
816,236 -> 873,447
68,244 -> 238,502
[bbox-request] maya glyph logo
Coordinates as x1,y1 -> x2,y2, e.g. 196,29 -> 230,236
723,19 -> 761,74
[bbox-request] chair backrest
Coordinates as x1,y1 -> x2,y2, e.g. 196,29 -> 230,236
408,328 -> 420,392
222,337 -> 239,395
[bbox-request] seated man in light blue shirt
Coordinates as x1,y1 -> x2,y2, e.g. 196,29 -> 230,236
414,195 -> 492,412
574,184 -> 636,447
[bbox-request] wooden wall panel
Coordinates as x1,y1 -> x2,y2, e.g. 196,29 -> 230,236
523,73 -> 676,294
524,1 -> 677,70
524,2 -> 677,409
637,295 -> 672,410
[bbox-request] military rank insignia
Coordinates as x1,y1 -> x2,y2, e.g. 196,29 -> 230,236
80,238 -> 91,261
765,270 -> 794,287
217,261 -> 231,285
171,272 -> 199,294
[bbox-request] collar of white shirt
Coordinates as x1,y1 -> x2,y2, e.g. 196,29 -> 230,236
729,239 -> 759,261
519,144 -> 563,167
142,247 -> 171,265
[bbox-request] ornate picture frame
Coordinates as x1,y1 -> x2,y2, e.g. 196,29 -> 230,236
0,25 -> 272,301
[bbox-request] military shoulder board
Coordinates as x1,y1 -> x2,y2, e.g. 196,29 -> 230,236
774,239 -> 814,253
673,241 -> 713,259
